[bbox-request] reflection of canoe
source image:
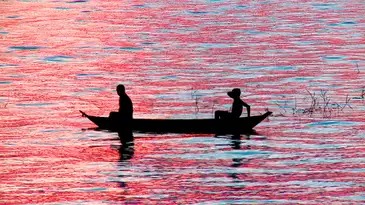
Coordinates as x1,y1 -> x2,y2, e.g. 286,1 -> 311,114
80,110 -> 272,134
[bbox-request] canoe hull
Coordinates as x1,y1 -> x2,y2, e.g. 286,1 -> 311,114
81,111 -> 272,134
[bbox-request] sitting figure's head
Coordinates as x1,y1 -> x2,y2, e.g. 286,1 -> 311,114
117,84 -> 126,96
227,88 -> 241,98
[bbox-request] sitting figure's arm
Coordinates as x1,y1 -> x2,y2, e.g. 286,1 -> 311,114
241,100 -> 250,117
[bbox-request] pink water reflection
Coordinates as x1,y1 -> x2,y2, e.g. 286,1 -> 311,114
1,0 -> 365,204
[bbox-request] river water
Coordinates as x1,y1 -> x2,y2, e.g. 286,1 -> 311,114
1,0 -> 365,204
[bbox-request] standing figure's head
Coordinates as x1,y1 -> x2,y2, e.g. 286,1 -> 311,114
227,88 -> 241,98
117,84 -> 126,96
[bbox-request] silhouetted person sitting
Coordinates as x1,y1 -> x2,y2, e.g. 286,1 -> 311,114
117,84 -> 133,119
215,88 -> 250,119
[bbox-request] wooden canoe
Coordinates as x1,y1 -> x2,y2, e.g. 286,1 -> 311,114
80,110 -> 272,134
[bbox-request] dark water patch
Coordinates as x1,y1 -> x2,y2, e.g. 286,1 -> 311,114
346,168 -> 365,173
84,87 -> 105,91
342,21 -> 356,25
9,46 -> 44,51
7,16 -> 20,19
225,73 -> 263,79
265,49 -> 292,53
16,103 -> 54,107
284,77 -> 315,82
337,194 -> 365,201
41,129 -> 66,133
155,94 -> 174,99
196,199 -> 301,204
43,56 -> 74,62
274,66 -> 297,70
0,31 -> 9,35
0,64 -> 18,67
289,180 -> 355,188
322,56 -> 345,61
184,10 -> 219,15
259,1 -> 272,4
236,5 -> 248,9
279,158 -> 344,165
120,47 -> 143,51
289,127 -> 346,134
55,7 -> 71,10
10,74 -> 26,78
76,73 -> 100,77
141,42 -> 155,45
103,47 -> 117,50
312,3 -> 339,10
72,187 -> 108,192
239,29 -> 265,35
199,43 -> 233,49
0,81 -> 12,84
160,75 -> 178,80
159,28 -> 197,35
186,11 -> 210,15
265,140 -> 349,149
207,0 -> 223,2
306,121 -> 362,127
329,21 -> 357,27
150,149 -> 274,160
243,65 -> 297,71
294,41 -> 321,45
67,0 -> 88,3
177,27 -> 199,34
77,46 -> 98,49
133,4 -> 147,8
352,96 -> 364,100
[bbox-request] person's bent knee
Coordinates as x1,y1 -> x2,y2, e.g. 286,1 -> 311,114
215,110 -> 227,119
215,110 -> 221,119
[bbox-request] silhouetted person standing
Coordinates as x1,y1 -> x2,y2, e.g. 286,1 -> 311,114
117,84 -> 133,119
215,88 -> 250,119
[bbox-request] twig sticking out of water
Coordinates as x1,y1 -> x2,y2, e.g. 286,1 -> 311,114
191,87 -> 200,115
275,89 -> 353,118
273,95 -> 289,116
211,100 -> 217,118
194,96 -> 200,114
0,97 -> 8,109
292,97 -> 297,116
341,94 -> 352,111
275,102 -> 285,116
0,102 -> 8,109
319,89 -> 331,117
0,90 -> 11,109
303,89 -> 319,117
360,87 -> 365,100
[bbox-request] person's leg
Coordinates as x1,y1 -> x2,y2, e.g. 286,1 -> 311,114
215,110 -> 222,119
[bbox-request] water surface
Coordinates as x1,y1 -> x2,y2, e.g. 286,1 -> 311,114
1,0 -> 365,204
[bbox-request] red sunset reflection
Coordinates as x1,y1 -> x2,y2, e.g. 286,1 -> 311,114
1,0 -> 365,204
